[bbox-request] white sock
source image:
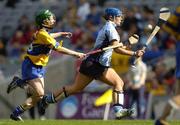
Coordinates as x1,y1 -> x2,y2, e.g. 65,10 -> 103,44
118,92 -> 124,106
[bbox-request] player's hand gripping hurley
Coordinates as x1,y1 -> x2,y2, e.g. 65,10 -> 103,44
131,7 -> 171,68
86,34 -> 139,56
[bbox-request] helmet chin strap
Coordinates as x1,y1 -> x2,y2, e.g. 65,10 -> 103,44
42,24 -> 54,29
113,16 -> 115,21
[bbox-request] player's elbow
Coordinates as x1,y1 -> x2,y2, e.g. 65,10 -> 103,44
114,47 -> 124,54
114,47 -> 120,53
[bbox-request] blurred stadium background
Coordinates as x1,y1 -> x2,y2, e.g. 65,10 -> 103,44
0,0 -> 180,122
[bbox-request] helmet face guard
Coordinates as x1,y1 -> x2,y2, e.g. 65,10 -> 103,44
35,9 -> 56,29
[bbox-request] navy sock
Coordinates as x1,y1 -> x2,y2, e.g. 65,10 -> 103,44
12,106 -> 25,117
45,93 -> 56,104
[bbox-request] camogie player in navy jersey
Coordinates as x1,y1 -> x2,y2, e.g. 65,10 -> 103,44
39,7 -> 145,119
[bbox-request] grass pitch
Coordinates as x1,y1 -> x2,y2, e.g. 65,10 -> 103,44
0,120 -> 180,125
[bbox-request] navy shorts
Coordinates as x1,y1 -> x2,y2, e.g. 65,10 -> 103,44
79,58 -> 108,79
22,58 -> 46,81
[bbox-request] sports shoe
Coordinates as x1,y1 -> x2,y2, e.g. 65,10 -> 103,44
10,114 -> 24,122
39,96 -> 48,115
7,76 -> 21,94
115,108 -> 134,119
155,119 -> 169,125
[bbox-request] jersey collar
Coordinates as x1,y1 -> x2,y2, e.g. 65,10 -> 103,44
107,20 -> 117,27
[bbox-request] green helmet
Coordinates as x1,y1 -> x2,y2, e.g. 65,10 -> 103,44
35,9 -> 55,28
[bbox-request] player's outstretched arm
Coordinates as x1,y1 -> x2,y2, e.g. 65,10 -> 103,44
112,41 -> 144,57
56,46 -> 85,58
50,32 -> 72,38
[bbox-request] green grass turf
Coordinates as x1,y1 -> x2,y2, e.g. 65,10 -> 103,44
0,120 -> 180,125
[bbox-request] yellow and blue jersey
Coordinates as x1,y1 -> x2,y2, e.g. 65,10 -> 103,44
163,6 -> 180,40
22,28 -> 62,80
163,6 -> 180,78
25,28 -> 61,66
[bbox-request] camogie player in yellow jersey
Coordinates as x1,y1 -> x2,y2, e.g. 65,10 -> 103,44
6,9 -> 85,121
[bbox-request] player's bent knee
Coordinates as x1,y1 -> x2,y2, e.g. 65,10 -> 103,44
33,94 -> 44,102
36,90 -> 44,98
29,95 -> 44,106
38,94 -> 44,100
168,99 -> 180,109
172,95 -> 180,106
114,81 -> 124,91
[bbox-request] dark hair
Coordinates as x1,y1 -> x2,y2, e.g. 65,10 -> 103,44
103,15 -> 111,20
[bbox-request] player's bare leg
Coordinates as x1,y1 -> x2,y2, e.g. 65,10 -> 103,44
98,68 -> 133,119
10,78 -> 44,121
39,72 -> 93,114
55,72 -> 93,100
